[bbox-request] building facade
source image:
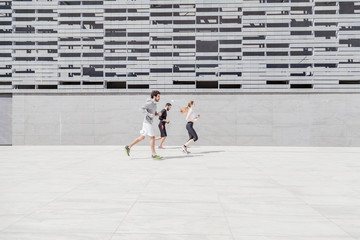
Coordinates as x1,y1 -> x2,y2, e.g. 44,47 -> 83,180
1,0 -> 360,93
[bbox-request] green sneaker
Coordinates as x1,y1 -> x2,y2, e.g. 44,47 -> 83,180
125,145 -> 131,156
152,154 -> 163,160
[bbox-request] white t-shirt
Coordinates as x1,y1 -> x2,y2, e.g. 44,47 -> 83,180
188,108 -> 197,121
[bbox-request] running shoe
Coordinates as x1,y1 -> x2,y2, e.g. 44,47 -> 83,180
158,145 -> 165,149
125,145 -> 131,156
152,154 -> 163,160
181,145 -> 189,154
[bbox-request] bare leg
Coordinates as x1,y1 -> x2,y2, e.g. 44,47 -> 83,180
150,136 -> 156,155
159,137 -> 166,146
129,135 -> 145,148
155,137 -> 162,141
184,139 -> 194,148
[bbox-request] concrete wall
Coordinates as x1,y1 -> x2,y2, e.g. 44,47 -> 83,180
0,94 -> 12,145
12,93 -> 360,146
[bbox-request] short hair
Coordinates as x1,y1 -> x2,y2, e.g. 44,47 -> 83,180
151,90 -> 160,98
165,103 -> 172,107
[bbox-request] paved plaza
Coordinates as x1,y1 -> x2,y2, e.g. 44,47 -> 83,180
1,146 -> 360,240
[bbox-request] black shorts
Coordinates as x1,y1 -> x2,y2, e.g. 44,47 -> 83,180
159,123 -> 167,137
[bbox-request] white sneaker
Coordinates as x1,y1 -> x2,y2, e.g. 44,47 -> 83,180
181,145 -> 189,154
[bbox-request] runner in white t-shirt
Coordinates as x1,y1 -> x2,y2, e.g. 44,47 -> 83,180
180,101 -> 200,154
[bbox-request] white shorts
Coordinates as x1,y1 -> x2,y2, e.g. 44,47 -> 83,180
140,122 -> 155,137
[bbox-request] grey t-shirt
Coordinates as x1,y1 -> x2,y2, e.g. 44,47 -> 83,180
141,98 -> 158,124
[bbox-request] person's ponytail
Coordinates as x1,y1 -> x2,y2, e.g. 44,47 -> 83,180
180,106 -> 189,114
180,101 -> 194,114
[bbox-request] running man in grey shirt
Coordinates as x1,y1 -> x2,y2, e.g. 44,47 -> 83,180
125,90 -> 163,160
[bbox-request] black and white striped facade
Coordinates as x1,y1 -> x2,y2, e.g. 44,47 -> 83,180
0,0 -> 360,93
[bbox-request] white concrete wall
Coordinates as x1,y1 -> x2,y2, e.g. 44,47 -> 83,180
12,93 -> 360,146
0,95 -> 12,145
